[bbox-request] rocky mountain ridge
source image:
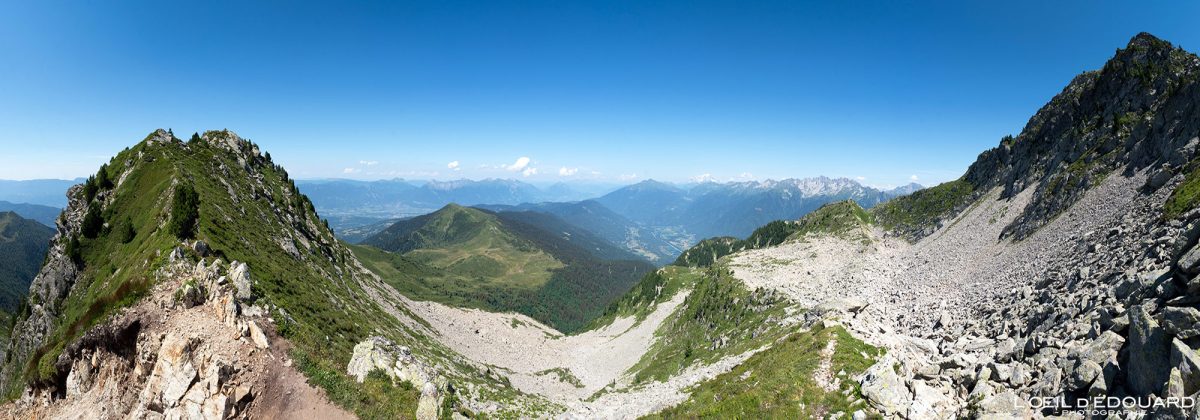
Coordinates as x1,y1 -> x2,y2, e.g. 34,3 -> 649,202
697,32 -> 1200,419
0,130 -> 530,418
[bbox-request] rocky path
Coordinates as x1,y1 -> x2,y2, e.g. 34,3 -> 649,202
815,336 -> 840,392
2,249 -> 352,420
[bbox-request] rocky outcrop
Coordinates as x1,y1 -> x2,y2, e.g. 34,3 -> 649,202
885,33 -> 1200,243
228,261 -> 252,301
860,357 -> 912,417
347,336 -> 446,419
0,243 -> 352,419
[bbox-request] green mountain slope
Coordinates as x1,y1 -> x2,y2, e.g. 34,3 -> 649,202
477,200 -> 682,263
0,212 -> 54,312
0,130 -> 516,418
358,204 -> 655,332
362,204 -> 566,288
674,200 -> 873,268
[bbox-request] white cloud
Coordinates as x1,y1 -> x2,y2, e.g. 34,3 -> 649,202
343,167 -> 360,174
618,173 -> 638,181
558,167 -> 578,176
522,167 -> 538,177
447,161 -> 460,170
504,157 -> 532,172
910,174 -> 920,182
737,172 -> 754,180
855,176 -> 867,181
359,160 -> 379,166
690,173 -> 716,183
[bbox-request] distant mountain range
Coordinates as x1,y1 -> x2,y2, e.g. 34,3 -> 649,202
296,178 -> 619,233
1,175 -> 921,264
476,200 -> 685,263
0,179 -> 80,208
595,177 -> 922,239
323,176 -> 922,263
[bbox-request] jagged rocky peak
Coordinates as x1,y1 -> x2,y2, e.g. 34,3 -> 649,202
142,128 -> 179,144
199,129 -> 262,157
141,128 -> 266,163
943,32 -> 1200,240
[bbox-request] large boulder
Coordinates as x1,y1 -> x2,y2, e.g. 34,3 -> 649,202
229,261 -> 252,300
1169,338 -> 1200,396
347,337 -> 399,383
1127,305 -> 1172,396
976,391 -> 1032,419
860,358 -> 912,416
1071,330 -> 1125,366
907,380 -> 953,419
416,381 -> 441,420
248,321 -> 269,349
1163,307 -> 1200,339
347,336 -> 445,419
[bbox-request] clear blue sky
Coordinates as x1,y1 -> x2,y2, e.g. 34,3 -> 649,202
1,1 -> 1196,187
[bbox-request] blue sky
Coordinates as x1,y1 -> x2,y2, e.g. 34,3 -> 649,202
0,1 -> 1196,187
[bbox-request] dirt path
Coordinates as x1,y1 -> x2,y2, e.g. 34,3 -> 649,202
814,336 -> 839,392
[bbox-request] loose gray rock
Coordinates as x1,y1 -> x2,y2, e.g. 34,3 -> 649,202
860,359 -> 912,416
1162,307 -> 1200,339
1127,305 -> 1171,396
1169,338 -> 1200,396
976,391 -> 1032,420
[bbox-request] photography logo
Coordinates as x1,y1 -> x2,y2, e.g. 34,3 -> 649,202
1029,396 -> 1195,417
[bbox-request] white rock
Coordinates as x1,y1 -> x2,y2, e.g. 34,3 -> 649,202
229,261 -> 252,300
248,321 -> 269,349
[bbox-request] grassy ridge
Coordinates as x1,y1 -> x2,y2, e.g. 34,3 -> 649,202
5,132 -> 524,417
1166,158 -> 1200,219
644,324 -> 882,419
626,265 -> 789,384
587,266 -> 701,330
870,179 -> 975,239
19,144 -> 182,390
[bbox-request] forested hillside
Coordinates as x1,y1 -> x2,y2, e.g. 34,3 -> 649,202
358,204 -> 655,332
0,212 -> 54,312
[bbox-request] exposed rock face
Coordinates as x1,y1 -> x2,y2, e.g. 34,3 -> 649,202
347,336 -> 446,419
893,33 -> 1200,243
1,248 -> 350,419
228,261 -> 252,301
860,357 -> 911,416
